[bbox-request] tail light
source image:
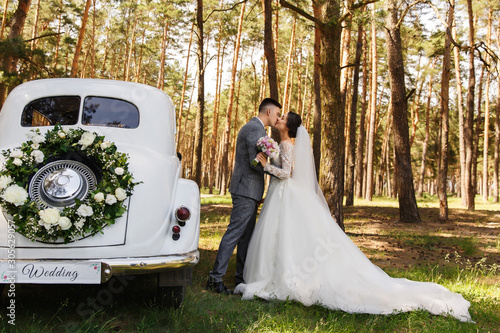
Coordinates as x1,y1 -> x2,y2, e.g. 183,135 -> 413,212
175,206 -> 191,226
172,206 -> 191,240
172,225 -> 181,241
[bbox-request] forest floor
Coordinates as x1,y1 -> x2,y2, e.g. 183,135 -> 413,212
343,205 -> 500,272
200,201 -> 500,283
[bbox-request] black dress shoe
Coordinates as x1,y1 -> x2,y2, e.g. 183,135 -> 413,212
206,277 -> 232,295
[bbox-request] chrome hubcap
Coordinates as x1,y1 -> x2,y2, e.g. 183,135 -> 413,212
29,160 -> 97,208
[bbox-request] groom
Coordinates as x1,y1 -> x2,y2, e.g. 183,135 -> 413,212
207,98 -> 282,294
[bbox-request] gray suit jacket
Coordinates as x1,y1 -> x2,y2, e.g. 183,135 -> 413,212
229,117 -> 267,201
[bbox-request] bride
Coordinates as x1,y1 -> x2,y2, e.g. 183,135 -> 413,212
234,112 -> 472,322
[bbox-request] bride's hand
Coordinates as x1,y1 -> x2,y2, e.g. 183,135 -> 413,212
256,153 -> 267,167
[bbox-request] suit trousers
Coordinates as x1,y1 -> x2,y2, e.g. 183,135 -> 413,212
210,194 -> 258,283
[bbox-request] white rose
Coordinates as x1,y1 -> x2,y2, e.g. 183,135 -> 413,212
32,134 -> 46,144
100,141 -> 112,150
114,167 -> 124,176
41,222 -> 53,230
12,158 -> 22,166
2,184 -> 28,206
9,150 -> 23,158
58,130 -> 66,138
78,132 -> 96,147
31,143 -> 40,149
58,216 -> 72,230
0,175 -> 13,190
115,188 -> 127,201
0,156 -> 5,171
38,208 -> 60,224
94,192 -> 105,202
105,194 -> 117,205
31,150 -> 45,163
74,218 -> 85,230
77,204 -> 94,217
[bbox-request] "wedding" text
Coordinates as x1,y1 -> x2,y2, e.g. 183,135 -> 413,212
21,263 -> 79,282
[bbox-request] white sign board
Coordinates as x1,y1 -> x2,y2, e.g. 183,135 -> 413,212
0,261 -> 102,284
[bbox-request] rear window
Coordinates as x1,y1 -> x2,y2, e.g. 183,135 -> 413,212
21,96 -> 80,127
82,96 -> 139,129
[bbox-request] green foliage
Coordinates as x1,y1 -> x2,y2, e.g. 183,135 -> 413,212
0,126 -> 139,243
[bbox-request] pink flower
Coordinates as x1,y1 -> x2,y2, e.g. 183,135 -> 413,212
251,136 -> 279,166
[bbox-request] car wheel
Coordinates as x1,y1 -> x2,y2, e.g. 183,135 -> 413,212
157,285 -> 185,309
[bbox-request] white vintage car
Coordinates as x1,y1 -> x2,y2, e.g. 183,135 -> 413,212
0,78 -> 200,308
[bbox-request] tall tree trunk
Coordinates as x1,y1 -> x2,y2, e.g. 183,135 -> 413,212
438,2 -> 454,221
0,0 -> 32,105
312,2 -> 322,179
452,16 -> 466,204
365,5 -> 377,201
0,0 -> 9,39
125,17 -> 138,82
355,32 -> 368,198
472,66 -> 484,196
101,25 -> 110,76
464,0 -> 475,210
90,0 -> 96,78
494,26 -> 500,203
70,0 -> 92,78
134,30 -> 145,81
417,59 -> 436,197
385,0 -> 421,223
316,0 -> 344,230
53,11 -> 62,71
296,45 -> 305,116
30,0 -> 40,50
210,41 -> 225,194
282,15 -> 296,113
231,53 -> 245,171
483,7 -> 493,201
339,0 -> 352,111
409,66 -> 424,148
157,20 -> 169,89
345,21 -> 364,206
378,108 -> 393,197
263,0 -> 278,100
177,23 -> 194,149
192,0 -> 204,187
220,1 -> 245,195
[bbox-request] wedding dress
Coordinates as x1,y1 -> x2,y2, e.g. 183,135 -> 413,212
234,126 -> 472,322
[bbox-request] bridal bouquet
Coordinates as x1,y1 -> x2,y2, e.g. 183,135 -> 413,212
251,136 -> 279,167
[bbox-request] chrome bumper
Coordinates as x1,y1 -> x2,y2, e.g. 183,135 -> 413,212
101,250 -> 199,282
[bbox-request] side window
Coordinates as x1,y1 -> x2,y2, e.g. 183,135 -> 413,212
21,96 -> 80,127
82,96 -> 139,129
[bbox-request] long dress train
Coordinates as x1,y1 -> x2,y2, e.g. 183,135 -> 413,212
234,127 -> 472,322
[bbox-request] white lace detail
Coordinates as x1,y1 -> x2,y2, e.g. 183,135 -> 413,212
263,141 -> 294,179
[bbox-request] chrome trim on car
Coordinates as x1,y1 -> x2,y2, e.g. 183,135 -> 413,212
101,250 -> 200,282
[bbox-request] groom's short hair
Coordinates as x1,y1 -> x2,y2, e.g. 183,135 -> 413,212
259,98 -> 282,113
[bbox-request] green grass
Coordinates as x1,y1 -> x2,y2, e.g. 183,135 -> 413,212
1,195 -> 499,332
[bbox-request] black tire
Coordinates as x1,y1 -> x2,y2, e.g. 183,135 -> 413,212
157,285 -> 185,309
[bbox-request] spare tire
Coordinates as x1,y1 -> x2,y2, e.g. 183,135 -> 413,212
29,158 -> 98,209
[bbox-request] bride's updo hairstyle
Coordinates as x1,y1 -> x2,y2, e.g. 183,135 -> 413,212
286,111 -> 302,138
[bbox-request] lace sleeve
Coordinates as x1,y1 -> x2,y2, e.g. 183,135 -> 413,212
264,141 -> 294,179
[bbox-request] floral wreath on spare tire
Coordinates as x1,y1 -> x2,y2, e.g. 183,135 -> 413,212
0,125 -> 140,244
